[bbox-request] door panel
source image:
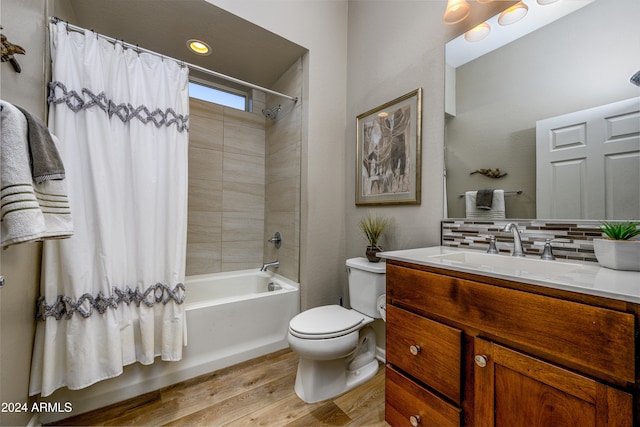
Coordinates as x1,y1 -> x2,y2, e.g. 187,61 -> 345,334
473,338 -> 633,427
495,364 -> 595,427
537,97 -> 640,219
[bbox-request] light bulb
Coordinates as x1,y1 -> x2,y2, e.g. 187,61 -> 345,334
498,1 -> 529,26
465,22 -> 491,42
443,0 -> 471,25
187,39 -> 211,56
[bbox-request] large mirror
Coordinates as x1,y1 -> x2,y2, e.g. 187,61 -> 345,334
445,0 -> 640,219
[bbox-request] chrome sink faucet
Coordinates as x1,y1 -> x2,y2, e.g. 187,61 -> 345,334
503,223 -> 526,257
260,260 -> 280,272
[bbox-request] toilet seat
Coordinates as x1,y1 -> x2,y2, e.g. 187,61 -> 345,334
289,305 -> 368,339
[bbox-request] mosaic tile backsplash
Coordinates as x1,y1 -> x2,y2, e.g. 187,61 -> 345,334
441,219 -> 612,263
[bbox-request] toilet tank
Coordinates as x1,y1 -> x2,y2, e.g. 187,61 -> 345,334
346,257 -> 386,318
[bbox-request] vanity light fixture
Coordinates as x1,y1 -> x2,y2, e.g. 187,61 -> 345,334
465,22 -> 491,42
187,39 -> 211,56
498,1 -> 529,26
443,0 -> 471,25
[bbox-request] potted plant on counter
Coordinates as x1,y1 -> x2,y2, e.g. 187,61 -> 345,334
593,221 -> 640,271
358,212 -> 390,263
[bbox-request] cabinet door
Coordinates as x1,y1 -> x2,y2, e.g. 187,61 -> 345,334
473,338 -> 632,427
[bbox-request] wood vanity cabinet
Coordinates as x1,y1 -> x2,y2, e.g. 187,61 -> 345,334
384,260 -> 638,427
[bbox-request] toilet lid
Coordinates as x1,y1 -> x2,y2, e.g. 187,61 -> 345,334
289,305 -> 365,339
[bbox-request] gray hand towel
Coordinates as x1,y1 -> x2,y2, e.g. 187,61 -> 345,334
15,105 -> 65,183
476,189 -> 494,210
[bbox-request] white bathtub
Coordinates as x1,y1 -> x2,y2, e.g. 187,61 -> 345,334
182,270 -> 300,369
40,270 -> 300,424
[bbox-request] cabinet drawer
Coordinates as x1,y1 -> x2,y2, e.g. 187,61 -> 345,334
387,264 -> 636,384
387,304 -> 462,404
386,365 -> 461,427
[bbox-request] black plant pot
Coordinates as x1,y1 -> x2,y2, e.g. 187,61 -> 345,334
365,245 -> 382,263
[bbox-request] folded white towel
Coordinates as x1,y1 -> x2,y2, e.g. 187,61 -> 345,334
465,189 -> 505,219
1,100 -> 73,248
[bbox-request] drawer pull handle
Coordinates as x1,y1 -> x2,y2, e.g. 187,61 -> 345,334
474,354 -> 488,368
409,345 -> 421,356
409,415 -> 421,427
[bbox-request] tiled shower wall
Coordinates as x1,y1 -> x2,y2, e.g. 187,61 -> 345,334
186,97 -> 268,274
263,59 -> 302,282
186,58 -> 302,279
441,219 -> 611,263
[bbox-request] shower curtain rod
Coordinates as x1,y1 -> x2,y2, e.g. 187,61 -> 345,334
49,17 -> 299,103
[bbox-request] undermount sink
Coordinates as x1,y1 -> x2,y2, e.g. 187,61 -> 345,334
429,251 -> 584,277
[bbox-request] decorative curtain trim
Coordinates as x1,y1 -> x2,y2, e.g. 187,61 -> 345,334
48,81 -> 189,132
36,283 -> 186,321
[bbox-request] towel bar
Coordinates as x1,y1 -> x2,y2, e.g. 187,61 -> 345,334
458,190 -> 522,198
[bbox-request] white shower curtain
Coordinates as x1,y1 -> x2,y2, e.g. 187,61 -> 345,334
29,22 -> 189,397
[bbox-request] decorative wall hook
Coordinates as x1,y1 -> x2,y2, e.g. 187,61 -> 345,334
470,168 -> 507,179
1,26 -> 26,73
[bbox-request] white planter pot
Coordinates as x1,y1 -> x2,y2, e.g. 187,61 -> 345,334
593,238 -> 640,271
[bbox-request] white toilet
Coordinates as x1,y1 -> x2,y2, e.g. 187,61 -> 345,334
288,257 -> 386,403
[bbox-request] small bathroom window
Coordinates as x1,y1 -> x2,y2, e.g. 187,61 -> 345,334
188,80 -> 249,111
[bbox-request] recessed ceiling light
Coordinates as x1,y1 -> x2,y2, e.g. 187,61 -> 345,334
498,1 -> 529,26
465,22 -> 491,42
187,39 -> 211,56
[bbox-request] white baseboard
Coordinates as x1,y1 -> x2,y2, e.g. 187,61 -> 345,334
375,346 -> 386,364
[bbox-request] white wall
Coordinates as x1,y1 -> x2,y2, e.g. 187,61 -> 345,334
345,0 -> 510,259
0,2 -> 51,425
345,1 -> 462,257
345,1 -> 511,348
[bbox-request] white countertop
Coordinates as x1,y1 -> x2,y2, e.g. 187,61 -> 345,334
378,246 -> 640,304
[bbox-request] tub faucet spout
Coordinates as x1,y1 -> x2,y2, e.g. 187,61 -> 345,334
503,223 -> 526,257
261,260 -> 280,272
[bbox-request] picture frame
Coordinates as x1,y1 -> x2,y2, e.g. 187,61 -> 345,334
356,88 -> 422,205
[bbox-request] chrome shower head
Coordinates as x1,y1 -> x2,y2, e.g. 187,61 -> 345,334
262,105 -> 281,120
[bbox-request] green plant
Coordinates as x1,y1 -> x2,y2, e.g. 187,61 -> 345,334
358,213 -> 390,248
600,221 -> 640,240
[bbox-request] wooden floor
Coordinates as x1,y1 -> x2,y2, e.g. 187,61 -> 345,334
51,349 -> 389,426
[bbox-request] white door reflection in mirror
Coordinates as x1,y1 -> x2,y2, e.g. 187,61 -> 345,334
536,97 -> 640,219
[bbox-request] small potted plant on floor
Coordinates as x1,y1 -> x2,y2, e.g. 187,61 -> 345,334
358,212 -> 390,263
593,221 -> 640,271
